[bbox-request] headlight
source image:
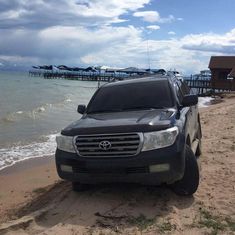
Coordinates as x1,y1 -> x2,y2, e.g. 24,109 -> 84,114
142,127 -> 179,151
56,134 -> 76,153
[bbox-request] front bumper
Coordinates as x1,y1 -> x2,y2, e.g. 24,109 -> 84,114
55,140 -> 185,185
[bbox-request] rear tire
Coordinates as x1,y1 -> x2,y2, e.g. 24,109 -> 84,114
72,182 -> 89,192
172,145 -> 199,196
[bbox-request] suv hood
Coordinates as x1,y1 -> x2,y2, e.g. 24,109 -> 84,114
62,109 -> 176,136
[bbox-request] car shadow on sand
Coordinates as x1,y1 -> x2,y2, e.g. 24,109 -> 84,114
15,180 -> 195,233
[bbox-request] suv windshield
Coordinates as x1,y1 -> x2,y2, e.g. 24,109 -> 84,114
87,80 -> 173,114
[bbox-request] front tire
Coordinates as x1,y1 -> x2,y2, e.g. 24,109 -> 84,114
172,145 -> 199,196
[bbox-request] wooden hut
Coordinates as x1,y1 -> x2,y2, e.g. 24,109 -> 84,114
209,56 -> 235,90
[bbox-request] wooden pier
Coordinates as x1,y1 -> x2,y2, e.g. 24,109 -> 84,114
29,70 -> 144,82
29,70 -> 234,95
184,79 -> 212,95
184,78 -> 234,95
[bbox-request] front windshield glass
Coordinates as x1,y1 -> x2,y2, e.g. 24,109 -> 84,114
87,80 -> 173,114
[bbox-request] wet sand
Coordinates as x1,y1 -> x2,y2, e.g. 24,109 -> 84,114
0,156 -> 58,224
0,95 -> 235,235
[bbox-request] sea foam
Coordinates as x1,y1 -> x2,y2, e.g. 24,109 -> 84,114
198,97 -> 214,108
0,134 -> 57,171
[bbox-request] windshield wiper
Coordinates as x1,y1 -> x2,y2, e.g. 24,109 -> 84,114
87,109 -> 122,114
120,106 -> 166,111
87,106 -> 167,114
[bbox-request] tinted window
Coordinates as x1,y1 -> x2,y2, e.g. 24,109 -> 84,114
87,80 -> 173,113
180,81 -> 190,95
175,80 -> 190,103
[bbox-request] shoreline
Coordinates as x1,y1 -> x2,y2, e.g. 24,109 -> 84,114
0,155 -> 54,176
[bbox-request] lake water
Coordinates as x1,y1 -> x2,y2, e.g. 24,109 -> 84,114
0,71 -> 98,170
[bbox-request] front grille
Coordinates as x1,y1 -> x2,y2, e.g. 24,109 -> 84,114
74,133 -> 142,157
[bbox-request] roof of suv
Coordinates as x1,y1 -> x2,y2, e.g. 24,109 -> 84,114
103,75 -> 170,88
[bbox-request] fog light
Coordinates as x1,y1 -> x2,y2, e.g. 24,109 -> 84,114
149,164 -> 170,173
60,164 -> 73,173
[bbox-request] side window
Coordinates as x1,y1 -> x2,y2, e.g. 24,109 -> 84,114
180,81 -> 190,95
175,81 -> 183,103
175,80 -> 190,104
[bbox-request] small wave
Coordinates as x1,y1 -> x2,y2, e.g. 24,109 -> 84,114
36,106 -> 46,112
198,97 -> 214,108
79,85 -> 99,89
16,111 -> 23,114
0,111 -> 25,123
1,116 -> 15,123
60,94 -> 73,104
56,84 -> 71,87
65,98 -> 72,102
0,134 -> 57,171
0,104 -> 53,123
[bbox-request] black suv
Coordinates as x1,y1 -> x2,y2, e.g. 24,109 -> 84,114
55,75 -> 202,195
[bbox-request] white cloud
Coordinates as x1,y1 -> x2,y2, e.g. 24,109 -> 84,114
158,14 -> 175,23
168,31 -> 176,35
181,29 -> 235,54
39,26 -> 140,43
133,11 -> 182,24
146,25 -> 160,30
0,25 -> 142,65
0,1 -> 235,74
0,0 -> 151,29
0,9 -> 30,20
79,28 -> 235,73
1,26 -> 235,73
133,11 -> 160,23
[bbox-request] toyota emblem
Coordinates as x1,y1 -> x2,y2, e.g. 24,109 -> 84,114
99,140 -> 112,150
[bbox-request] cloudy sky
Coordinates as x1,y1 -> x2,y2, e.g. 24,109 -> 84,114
0,0 -> 235,73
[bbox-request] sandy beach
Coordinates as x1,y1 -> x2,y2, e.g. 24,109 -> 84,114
0,95 -> 234,235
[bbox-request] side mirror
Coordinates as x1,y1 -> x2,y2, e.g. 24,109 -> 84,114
182,95 -> 198,107
77,105 -> 86,114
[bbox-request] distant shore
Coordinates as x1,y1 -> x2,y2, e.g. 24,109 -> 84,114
0,94 -> 235,235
